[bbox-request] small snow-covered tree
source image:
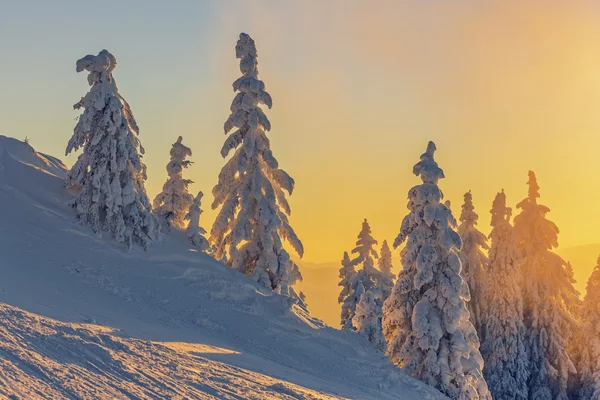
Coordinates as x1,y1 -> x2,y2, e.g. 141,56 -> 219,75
378,240 -> 395,299
153,136 -> 194,231
578,256 -> 600,400
339,219 -> 383,331
66,50 -> 158,250
382,142 -> 490,399
210,33 -> 303,295
378,240 -> 395,278
513,171 -> 578,400
350,219 -> 380,286
353,287 -> 386,352
338,251 -> 357,329
457,191 -> 489,337
185,192 -> 209,251
479,190 -> 529,400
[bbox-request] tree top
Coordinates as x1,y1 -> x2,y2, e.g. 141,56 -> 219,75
413,141 -> 445,184
527,170 -> 540,201
76,49 -> 117,77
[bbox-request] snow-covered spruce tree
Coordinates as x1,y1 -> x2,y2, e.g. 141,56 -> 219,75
378,240 -> 396,300
350,219 -> 380,287
479,190 -> 529,400
353,287 -> 386,352
565,258 -> 584,398
210,33 -> 303,295
382,142 -> 490,399
348,219 -> 386,347
153,136 -> 194,231
513,171 -> 578,400
66,50 -> 158,250
338,219 -> 382,331
338,251 -> 358,329
564,261 -> 583,320
578,256 -> 600,400
185,192 -> 209,251
457,191 -> 489,337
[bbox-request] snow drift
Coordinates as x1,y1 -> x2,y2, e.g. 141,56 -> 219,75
0,135 -> 445,399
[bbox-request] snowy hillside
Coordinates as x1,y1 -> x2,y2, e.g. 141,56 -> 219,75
0,135 -> 445,399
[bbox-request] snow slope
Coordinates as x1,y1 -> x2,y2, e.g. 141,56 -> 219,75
0,136 -> 445,399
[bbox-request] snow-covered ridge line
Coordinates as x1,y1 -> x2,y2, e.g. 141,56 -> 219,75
0,134 -> 446,399
0,135 -> 66,178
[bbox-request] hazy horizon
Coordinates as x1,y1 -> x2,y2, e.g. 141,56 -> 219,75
2,0 -> 600,270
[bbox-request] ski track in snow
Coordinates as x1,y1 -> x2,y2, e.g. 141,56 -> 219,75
0,135 -> 446,400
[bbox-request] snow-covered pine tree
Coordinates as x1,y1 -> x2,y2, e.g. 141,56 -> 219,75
66,50 -> 158,250
210,33 -> 303,296
348,219 -> 386,346
353,287 -> 386,352
578,256 -> 600,400
350,219 -> 380,287
564,261 -> 583,320
382,142 -> 490,399
338,251 -> 357,329
153,136 -> 194,231
378,240 -> 395,279
564,259 -> 584,399
338,219 -> 382,331
513,171 -> 578,400
378,240 -> 396,300
479,190 -> 529,400
185,192 -> 209,251
457,191 -> 489,337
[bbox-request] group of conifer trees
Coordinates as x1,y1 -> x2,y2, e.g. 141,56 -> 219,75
66,50 -> 210,254
64,33 -> 304,300
338,143 -> 600,399
62,30 -> 600,399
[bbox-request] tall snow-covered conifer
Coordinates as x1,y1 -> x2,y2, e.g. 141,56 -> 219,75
66,50 -> 158,250
346,219 -> 387,347
480,190 -> 529,400
378,240 -> 395,278
339,220 -> 382,331
382,142 -> 490,399
378,240 -> 395,299
513,171 -> 578,400
153,136 -> 194,230
564,261 -> 582,320
457,191 -> 489,336
578,256 -> 600,400
338,251 -> 357,329
210,33 -> 303,295
185,192 -> 209,251
350,219 -> 380,284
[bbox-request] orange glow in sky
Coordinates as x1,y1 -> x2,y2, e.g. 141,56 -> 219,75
2,0 -> 600,293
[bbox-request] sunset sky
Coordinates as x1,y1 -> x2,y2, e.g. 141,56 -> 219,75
2,0 -> 600,278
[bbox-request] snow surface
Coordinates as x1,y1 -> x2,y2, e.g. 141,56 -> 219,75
0,135 -> 446,399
